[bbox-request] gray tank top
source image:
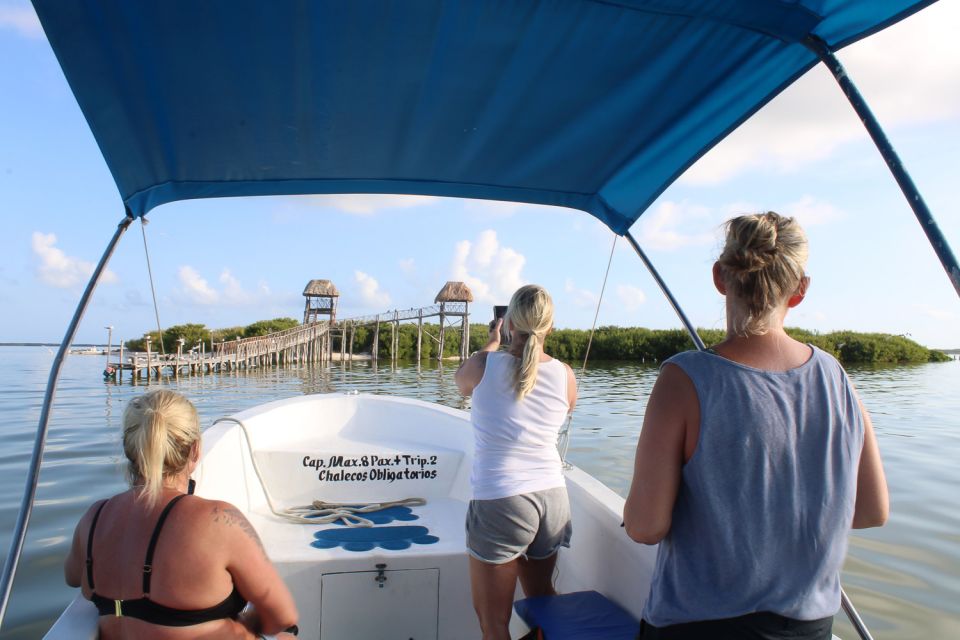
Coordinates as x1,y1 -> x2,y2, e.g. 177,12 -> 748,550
642,346 -> 864,626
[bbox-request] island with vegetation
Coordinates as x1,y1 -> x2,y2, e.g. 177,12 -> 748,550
124,319 -> 950,365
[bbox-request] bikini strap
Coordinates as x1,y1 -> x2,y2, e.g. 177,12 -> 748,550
85,499 -> 109,591
142,494 -> 189,596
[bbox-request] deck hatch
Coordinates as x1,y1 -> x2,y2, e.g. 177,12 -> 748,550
320,568 -> 439,639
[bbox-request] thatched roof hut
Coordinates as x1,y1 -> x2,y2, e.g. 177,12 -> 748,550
302,279 -> 339,297
434,281 -> 474,303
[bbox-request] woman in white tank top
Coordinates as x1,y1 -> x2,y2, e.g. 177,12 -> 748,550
455,285 -> 577,640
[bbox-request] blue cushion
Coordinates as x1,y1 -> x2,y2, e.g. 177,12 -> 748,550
514,591 -> 640,640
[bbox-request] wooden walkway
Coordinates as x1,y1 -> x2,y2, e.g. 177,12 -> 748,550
107,302 -> 469,382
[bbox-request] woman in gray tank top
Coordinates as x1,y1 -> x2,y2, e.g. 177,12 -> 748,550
623,212 -> 889,640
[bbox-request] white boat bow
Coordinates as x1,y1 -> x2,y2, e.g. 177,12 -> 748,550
46,392 -> 658,639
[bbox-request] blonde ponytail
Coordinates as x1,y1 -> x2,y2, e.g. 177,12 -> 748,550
506,285 -> 555,400
517,333 -> 541,400
140,407 -> 168,507
123,390 -> 200,507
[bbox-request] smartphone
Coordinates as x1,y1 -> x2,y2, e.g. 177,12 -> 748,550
492,305 -> 511,345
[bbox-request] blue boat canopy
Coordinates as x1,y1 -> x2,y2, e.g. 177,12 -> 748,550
31,0 -> 935,234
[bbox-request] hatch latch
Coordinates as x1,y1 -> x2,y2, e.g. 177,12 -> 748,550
374,563 -> 387,588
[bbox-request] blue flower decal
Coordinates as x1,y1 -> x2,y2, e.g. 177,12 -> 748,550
330,505 -> 420,526
311,525 -> 439,552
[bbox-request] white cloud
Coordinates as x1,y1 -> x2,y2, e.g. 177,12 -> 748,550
564,279 -> 597,309
840,3 -> 960,126
451,230 -> 527,304
398,258 -> 416,275
311,194 -> 438,215
781,196 -> 845,227
680,3 -> 960,185
634,201 -> 717,251
32,232 -> 117,288
353,270 -> 391,307
219,269 -> 271,305
177,266 -> 218,304
616,284 -> 647,310
175,266 -> 277,307
913,304 -> 957,322
0,5 -> 43,39
471,230 -> 499,267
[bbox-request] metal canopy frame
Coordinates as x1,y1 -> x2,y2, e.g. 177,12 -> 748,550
3,9 -> 957,638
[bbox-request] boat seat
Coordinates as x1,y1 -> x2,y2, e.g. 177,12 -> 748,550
514,590 -> 640,639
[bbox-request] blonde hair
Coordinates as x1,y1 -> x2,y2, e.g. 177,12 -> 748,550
717,211 -> 808,336
122,390 -> 200,507
506,284 -> 555,400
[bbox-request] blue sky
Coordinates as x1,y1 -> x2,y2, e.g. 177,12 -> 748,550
1,1 -> 958,349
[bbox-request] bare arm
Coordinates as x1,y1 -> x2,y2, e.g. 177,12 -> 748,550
215,502 -> 298,634
623,364 -> 695,545
565,363 -> 577,412
852,400 -> 889,528
64,517 -> 83,588
454,319 -> 501,396
64,500 -> 105,589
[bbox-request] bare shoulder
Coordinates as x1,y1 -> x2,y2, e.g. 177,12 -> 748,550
74,496 -> 111,535
658,361 -> 693,387
455,350 -> 490,395
71,497 -> 110,548
206,499 -> 265,552
166,495 -> 264,552
83,497 -> 110,521
465,350 -> 490,370
648,362 -> 697,408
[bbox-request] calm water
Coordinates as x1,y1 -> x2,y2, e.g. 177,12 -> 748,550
0,346 -> 957,639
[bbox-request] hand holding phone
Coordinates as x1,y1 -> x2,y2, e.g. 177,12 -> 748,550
492,305 -> 511,345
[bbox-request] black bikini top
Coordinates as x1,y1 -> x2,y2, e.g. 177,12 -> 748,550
86,494 -> 247,627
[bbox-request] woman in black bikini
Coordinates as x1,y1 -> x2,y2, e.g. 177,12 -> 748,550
64,390 -> 298,639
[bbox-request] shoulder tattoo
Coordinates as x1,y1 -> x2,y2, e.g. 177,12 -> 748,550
211,504 -> 265,553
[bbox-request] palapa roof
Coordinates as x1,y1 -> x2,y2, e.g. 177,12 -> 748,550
303,279 -> 339,297
435,281 -> 473,303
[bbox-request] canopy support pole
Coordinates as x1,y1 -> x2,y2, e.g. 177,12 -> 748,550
805,35 -> 960,299
0,214 -> 134,629
623,231 -> 705,351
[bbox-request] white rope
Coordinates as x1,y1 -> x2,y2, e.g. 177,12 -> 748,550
211,417 -> 426,527
558,232 -> 618,464
140,217 -> 166,354
283,498 -> 427,527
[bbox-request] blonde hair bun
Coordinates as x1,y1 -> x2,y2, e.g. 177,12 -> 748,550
718,212 -> 808,336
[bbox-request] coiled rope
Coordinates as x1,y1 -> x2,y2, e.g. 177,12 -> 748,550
211,417 -> 425,527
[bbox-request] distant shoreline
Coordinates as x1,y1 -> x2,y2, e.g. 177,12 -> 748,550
3,341 -> 958,355
0,342 -> 106,348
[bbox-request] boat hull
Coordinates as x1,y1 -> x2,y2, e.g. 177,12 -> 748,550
46,392 -> 658,639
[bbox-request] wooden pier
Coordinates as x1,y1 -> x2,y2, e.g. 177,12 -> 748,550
106,281 -> 473,382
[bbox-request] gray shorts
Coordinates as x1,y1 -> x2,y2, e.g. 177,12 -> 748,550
465,487 -> 572,564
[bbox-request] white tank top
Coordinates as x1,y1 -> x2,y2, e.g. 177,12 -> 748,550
470,351 -> 570,500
